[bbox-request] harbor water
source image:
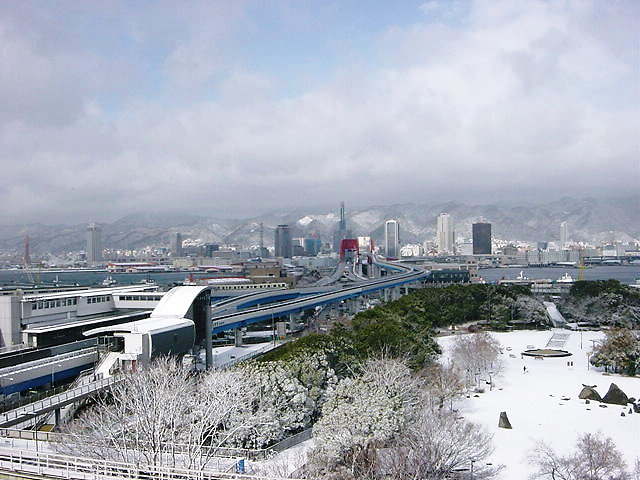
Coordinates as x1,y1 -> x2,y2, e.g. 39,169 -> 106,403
0,264 -> 638,288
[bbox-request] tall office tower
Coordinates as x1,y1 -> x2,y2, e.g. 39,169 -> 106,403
172,232 -> 183,257
385,219 -> 400,258
436,213 -> 455,254
275,224 -> 292,258
24,235 -> 31,266
332,201 -> 351,251
560,221 -> 568,249
472,222 -> 492,255
86,223 -> 103,263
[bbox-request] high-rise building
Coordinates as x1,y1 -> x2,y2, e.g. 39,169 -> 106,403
275,224 -> 292,258
172,232 -> 183,257
332,201 -> 352,252
436,213 -> 455,254
560,221 -> 568,249
303,237 -> 322,256
472,222 -> 491,255
384,219 -> 400,258
86,223 -> 103,263
24,235 -> 31,266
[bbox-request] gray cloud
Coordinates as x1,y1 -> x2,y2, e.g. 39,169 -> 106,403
0,0 -> 638,225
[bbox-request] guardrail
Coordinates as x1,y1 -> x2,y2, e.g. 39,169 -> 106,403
0,447 -> 301,480
0,384 -> 68,415
0,376 -> 120,427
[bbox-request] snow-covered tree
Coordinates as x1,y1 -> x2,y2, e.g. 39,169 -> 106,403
590,328 -> 640,375
529,432 -> 630,480
58,357 -> 254,470
230,351 -> 339,449
307,358 -> 423,478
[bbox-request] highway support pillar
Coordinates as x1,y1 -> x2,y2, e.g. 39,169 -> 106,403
393,287 -> 401,301
351,298 -> 361,315
383,288 -> 390,303
54,408 -> 61,426
234,328 -> 243,347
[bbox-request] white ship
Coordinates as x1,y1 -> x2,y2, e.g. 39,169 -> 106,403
101,275 -> 117,287
556,272 -> 574,284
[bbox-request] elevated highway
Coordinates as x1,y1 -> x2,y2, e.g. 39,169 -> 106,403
209,259 -> 428,334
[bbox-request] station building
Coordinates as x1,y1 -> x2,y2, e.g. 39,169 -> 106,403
0,285 -> 163,349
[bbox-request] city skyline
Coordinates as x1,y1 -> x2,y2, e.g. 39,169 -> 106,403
0,0 -> 637,224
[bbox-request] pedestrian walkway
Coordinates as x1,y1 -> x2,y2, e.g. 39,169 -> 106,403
0,376 -> 120,428
0,447 -> 301,480
546,332 -> 570,349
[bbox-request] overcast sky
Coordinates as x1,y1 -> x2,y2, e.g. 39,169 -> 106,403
1,0 -> 638,224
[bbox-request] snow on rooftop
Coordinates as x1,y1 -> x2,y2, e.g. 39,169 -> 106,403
84,316 -> 194,336
438,329 -> 640,479
150,285 -> 209,318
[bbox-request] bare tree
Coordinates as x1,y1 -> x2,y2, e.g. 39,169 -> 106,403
451,332 -> 502,391
422,362 -> 464,410
529,432 -> 630,480
378,409 -> 500,480
58,357 -> 254,470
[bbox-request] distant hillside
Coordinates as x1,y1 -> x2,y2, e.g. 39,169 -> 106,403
0,195 -> 637,255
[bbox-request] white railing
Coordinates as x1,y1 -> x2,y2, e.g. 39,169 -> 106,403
0,447 -> 301,480
0,376 -> 120,426
0,428 -> 275,462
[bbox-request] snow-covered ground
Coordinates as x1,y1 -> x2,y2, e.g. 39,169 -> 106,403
250,439 -> 314,477
198,341 -> 281,369
438,329 -> 640,479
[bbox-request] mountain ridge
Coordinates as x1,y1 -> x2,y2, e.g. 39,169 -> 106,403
0,195 -> 637,255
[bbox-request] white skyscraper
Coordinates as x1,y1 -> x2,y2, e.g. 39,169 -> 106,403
560,221 -> 568,248
86,223 -> 102,264
384,219 -> 400,258
436,213 -> 455,254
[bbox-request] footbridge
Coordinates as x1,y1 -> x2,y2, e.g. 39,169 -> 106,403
0,375 -> 120,428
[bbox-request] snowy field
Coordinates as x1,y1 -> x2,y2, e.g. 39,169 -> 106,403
438,329 -> 640,479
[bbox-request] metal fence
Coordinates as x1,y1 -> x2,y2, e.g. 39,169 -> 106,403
269,430 -> 312,454
0,447 -> 302,480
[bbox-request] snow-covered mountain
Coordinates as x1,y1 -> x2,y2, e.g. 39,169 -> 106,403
0,196 -> 637,254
